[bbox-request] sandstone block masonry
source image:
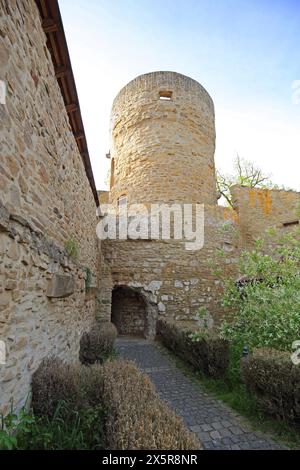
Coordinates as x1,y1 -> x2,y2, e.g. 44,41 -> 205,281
1,2 -> 300,411
231,185 -> 300,248
0,0 -> 110,413
109,71 -> 218,206
103,71 -> 300,339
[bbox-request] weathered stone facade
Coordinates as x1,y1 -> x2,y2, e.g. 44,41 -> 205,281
231,185 -> 300,248
103,207 -> 239,338
112,286 -> 149,337
104,72 -> 300,339
1,2 -> 300,412
110,71 -> 217,206
0,0 -> 110,412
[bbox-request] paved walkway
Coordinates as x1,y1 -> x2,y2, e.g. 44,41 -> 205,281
116,338 -> 286,450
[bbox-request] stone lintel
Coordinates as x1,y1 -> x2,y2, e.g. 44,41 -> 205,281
46,274 -> 75,298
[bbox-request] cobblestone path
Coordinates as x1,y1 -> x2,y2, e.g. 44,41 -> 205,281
116,338 -> 286,450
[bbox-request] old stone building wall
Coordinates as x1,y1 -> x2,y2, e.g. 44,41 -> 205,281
104,185 -> 300,338
231,186 -> 300,247
1,3 -> 299,412
102,72 -> 239,336
109,71 -> 217,206
0,0 -> 109,412
112,286 -> 147,336
104,72 -> 300,338
103,204 -> 239,337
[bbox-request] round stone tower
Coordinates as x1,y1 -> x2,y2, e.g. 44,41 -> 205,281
109,71 -> 217,205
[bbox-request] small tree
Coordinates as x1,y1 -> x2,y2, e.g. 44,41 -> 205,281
220,230 -> 300,351
217,155 -> 274,207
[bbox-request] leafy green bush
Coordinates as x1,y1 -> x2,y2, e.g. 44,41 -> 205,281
158,319 -> 229,378
220,233 -> 300,351
79,322 -> 117,365
241,348 -> 300,423
0,405 -> 35,450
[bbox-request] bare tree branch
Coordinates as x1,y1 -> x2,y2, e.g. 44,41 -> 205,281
217,155 -> 274,207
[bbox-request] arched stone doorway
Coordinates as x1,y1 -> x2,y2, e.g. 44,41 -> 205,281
111,286 -> 157,339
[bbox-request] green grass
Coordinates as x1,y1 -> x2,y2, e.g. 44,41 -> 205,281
198,375 -> 300,449
1,400 -> 105,450
162,343 -> 300,450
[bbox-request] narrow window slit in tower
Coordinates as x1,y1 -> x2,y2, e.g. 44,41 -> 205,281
118,195 -> 127,207
159,90 -> 172,101
110,158 -> 115,188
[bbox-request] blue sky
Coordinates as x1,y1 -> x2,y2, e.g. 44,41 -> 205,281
59,0 -> 300,190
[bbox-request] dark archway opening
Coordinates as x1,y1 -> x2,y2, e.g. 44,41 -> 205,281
111,286 -> 157,339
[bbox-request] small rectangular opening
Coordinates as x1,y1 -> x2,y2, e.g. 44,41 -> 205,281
282,220 -> 299,227
118,195 -> 127,207
159,90 -> 172,101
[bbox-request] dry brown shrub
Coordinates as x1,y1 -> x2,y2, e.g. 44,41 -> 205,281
242,348 -> 300,423
31,357 -> 81,417
158,319 -> 229,378
79,322 -> 117,365
31,357 -> 201,449
98,360 -> 201,450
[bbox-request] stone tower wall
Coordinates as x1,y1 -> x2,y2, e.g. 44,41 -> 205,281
105,73 -> 300,336
109,71 -> 217,205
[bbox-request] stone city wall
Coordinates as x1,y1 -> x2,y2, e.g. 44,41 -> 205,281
231,186 -> 300,248
1,3 -> 299,412
103,204 -> 239,335
0,0 -> 109,412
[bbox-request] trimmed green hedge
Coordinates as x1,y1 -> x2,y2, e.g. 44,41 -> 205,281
157,319 -> 229,378
241,348 -> 300,423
